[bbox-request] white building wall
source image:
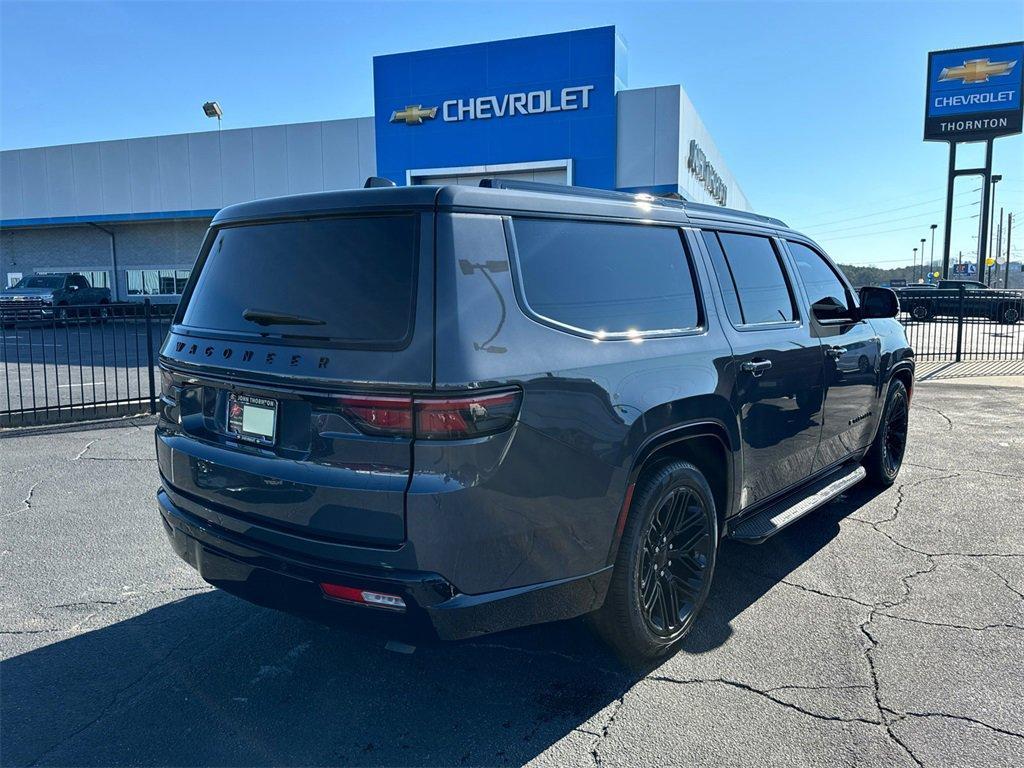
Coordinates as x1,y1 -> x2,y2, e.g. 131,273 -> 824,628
616,85 -> 750,211
0,117 -> 377,222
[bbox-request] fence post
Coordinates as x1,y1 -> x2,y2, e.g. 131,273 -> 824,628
954,284 -> 965,363
144,299 -> 157,414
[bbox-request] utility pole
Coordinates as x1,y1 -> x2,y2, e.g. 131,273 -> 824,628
993,208 -> 1004,286
989,175 -> 1002,267
1004,213 -> 1013,290
929,224 -> 937,282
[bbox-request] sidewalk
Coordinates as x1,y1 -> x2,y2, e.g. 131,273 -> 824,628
917,359 -> 1024,388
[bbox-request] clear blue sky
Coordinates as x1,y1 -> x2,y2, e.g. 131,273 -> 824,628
2,0 -> 1022,268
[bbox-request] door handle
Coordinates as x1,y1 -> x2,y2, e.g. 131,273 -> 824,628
740,359 -> 773,376
826,346 -> 847,359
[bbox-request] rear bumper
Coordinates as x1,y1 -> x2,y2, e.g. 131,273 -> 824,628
157,489 -> 611,641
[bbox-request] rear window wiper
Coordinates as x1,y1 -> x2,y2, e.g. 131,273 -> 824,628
242,308 -> 327,327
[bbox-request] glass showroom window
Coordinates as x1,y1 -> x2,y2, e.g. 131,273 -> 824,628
126,269 -> 191,296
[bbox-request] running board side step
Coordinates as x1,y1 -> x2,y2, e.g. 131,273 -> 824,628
728,463 -> 867,544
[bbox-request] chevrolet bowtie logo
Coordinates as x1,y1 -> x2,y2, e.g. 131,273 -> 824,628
390,105 -> 438,125
939,58 -> 1017,85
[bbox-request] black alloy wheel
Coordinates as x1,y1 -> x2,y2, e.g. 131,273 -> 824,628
881,387 -> 909,478
592,461 -> 718,662
1001,305 -> 1020,325
638,486 -> 712,638
911,305 -> 930,321
865,379 -> 909,487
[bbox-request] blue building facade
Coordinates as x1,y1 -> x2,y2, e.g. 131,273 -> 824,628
373,27 -> 624,189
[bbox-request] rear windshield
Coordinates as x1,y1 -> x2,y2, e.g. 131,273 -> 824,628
180,215 -> 418,347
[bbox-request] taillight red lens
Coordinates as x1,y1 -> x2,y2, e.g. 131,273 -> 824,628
337,390 -> 521,439
415,391 -> 522,439
336,394 -> 413,436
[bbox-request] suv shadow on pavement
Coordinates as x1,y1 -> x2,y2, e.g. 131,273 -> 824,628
1,483 -> 882,767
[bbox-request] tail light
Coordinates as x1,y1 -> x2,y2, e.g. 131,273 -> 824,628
336,389 -> 521,440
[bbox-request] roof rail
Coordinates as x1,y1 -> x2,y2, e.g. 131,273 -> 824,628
477,178 -> 787,228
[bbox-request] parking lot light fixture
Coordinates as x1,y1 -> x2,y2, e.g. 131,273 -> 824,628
202,101 -> 223,129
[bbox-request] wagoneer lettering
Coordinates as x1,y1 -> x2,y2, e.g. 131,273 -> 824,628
155,179 -> 913,660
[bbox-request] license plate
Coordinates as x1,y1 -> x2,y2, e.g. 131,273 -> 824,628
227,394 -> 277,443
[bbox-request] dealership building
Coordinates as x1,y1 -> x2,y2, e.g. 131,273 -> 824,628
0,26 -> 749,301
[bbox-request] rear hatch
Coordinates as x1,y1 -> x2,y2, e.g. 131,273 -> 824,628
157,209 -> 434,548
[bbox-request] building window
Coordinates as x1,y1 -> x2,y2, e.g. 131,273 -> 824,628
126,269 -> 191,296
34,269 -> 110,290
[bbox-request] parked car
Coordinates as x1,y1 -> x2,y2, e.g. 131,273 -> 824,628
154,180 -> 913,660
0,272 -> 111,321
898,280 -> 1023,324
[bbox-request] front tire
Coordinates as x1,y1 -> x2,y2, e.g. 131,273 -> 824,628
864,379 -> 909,487
910,304 -> 931,321
592,461 -> 718,662
1000,304 -> 1020,325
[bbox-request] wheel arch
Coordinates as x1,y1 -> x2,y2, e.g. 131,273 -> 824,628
607,418 -> 737,566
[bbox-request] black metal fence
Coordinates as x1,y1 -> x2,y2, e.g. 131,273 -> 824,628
897,285 -> 1024,362
3,287 -> 1023,428
1,301 -> 176,428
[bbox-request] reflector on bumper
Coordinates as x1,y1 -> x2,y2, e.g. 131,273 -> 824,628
320,582 -> 407,611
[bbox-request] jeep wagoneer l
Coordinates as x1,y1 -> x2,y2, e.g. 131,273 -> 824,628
155,180 -> 912,660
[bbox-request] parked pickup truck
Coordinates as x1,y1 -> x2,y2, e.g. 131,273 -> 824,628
0,272 -> 111,320
898,280 -> 1022,324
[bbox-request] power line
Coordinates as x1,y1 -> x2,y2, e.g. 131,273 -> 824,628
816,213 -> 980,242
807,200 -> 978,237
796,187 -> 981,230
791,184 -> 973,225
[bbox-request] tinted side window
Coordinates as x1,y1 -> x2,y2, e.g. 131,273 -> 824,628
512,218 -> 700,335
787,241 -> 852,320
716,233 -> 796,324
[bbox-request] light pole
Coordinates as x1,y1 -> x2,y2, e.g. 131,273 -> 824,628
929,224 -> 937,282
989,174 -> 1002,265
913,247 -> 918,283
202,101 -> 223,130
920,238 -> 926,282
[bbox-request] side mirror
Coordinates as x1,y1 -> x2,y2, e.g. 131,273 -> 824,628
858,286 -> 899,319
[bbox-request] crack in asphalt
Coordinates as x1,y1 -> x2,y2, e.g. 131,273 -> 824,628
913,403 -> 953,431
24,605 -> 260,766
72,439 -> 97,461
649,675 -> 882,725
588,690 -> 627,768
905,461 -> 1024,480
24,632 -> 194,767
887,710 -> 1024,741
2,480 -> 41,518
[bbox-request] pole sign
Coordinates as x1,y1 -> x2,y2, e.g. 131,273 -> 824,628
924,42 -> 1023,142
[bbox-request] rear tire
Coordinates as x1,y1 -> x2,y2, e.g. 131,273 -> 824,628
592,461 -> 718,663
910,304 -> 931,321
1000,304 -> 1020,325
864,379 -> 909,487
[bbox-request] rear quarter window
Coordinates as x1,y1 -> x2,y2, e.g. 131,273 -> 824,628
510,218 -> 701,337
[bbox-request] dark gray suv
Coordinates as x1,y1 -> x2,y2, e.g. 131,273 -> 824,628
155,180 -> 913,660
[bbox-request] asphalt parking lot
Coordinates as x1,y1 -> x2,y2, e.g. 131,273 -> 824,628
2,380 -> 1022,767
